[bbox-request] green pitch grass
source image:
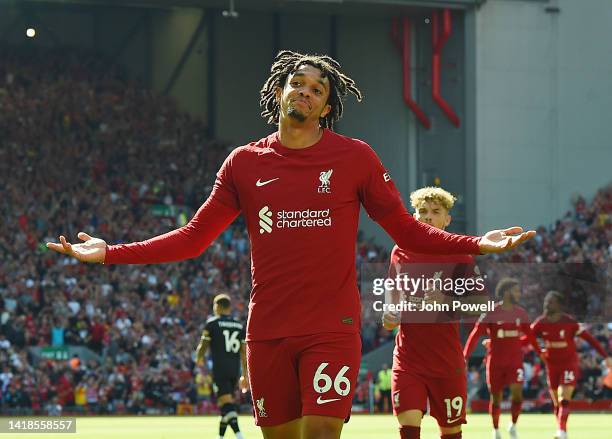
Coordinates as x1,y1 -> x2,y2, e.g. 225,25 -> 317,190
12,413 -> 611,438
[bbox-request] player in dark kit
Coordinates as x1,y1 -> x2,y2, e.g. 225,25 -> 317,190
530,291 -> 611,439
383,187 -> 485,439
196,294 -> 248,439
464,278 -> 541,439
47,50 -> 535,439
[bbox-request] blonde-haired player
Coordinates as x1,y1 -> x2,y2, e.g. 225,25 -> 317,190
384,186 -> 479,439
409,186 -> 457,226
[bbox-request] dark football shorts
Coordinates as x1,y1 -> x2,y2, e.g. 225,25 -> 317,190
213,374 -> 239,398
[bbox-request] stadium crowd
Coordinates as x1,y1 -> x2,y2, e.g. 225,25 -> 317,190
0,48 -> 610,415
0,47 -> 391,415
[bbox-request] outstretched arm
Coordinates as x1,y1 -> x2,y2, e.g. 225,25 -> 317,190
376,205 -> 535,256
47,196 -> 239,264
464,322 -> 486,359
357,144 -> 535,256
578,330 -> 608,359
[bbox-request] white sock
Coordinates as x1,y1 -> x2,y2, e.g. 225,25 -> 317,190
235,433 -> 245,439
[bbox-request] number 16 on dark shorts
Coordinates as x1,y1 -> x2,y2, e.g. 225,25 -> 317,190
247,332 -> 361,427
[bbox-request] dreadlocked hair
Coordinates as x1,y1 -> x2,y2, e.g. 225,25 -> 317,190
260,50 -> 362,131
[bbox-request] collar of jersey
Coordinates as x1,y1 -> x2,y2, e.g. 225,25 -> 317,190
269,128 -> 329,155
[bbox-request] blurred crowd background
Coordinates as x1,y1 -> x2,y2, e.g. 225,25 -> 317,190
1,48 -> 610,415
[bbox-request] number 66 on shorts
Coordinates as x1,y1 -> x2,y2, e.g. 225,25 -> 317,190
247,333 -> 361,426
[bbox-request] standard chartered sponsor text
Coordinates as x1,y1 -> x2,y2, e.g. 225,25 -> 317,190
260,206 -> 332,232
277,208 -> 332,228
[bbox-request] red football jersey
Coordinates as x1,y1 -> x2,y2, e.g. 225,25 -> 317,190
106,129 -> 480,341
531,314 -> 581,364
467,304 -> 532,365
211,129 -> 407,341
390,245 -> 476,378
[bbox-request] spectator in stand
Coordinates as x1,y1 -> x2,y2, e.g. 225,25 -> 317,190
46,396 -> 62,416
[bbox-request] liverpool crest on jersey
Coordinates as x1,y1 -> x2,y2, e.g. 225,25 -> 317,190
318,169 -> 333,193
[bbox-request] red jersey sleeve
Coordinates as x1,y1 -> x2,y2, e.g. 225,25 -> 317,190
525,318 -> 543,346
464,317 -> 487,358
210,148 -> 241,210
388,245 -> 402,277
104,197 -> 239,265
355,141 -> 480,255
520,322 -> 542,355
378,205 -> 481,255
530,319 -> 542,337
103,148 -> 244,265
356,142 -> 403,220
578,329 -> 608,358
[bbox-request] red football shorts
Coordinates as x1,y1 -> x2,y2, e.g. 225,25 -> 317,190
486,358 -> 524,393
247,332 -> 361,427
546,360 -> 578,389
392,368 -> 467,428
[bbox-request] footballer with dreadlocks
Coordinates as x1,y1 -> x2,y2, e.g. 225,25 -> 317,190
48,50 -> 535,439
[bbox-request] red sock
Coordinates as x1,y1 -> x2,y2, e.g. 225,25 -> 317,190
400,426 -> 420,439
553,404 -> 559,418
558,400 -> 570,431
441,433 -> 462,439
489,402 -> 501,429
511,400 -> 522,424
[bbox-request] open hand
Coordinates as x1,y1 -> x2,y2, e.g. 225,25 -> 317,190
46,232 -> 107,263
479,227 -> 536,254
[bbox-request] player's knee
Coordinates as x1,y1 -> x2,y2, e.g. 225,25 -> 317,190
397,410 -> 423,427
509,389 -> 522,402
440,425 -> 461,436
559,386 -> 574,401
221,403 -> 238,422
302,416 -> 343,439
560,399 -> 569,407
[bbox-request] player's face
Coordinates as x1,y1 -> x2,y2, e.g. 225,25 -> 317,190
276,64 -> 331,125
506,285 -> 521,304
544,295 -> 559,315
413,201 -> 451,230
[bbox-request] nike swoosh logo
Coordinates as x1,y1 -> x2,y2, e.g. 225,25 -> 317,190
316,396 -> 341,405
256,178 -> 279,187
447,417 -> 462,424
